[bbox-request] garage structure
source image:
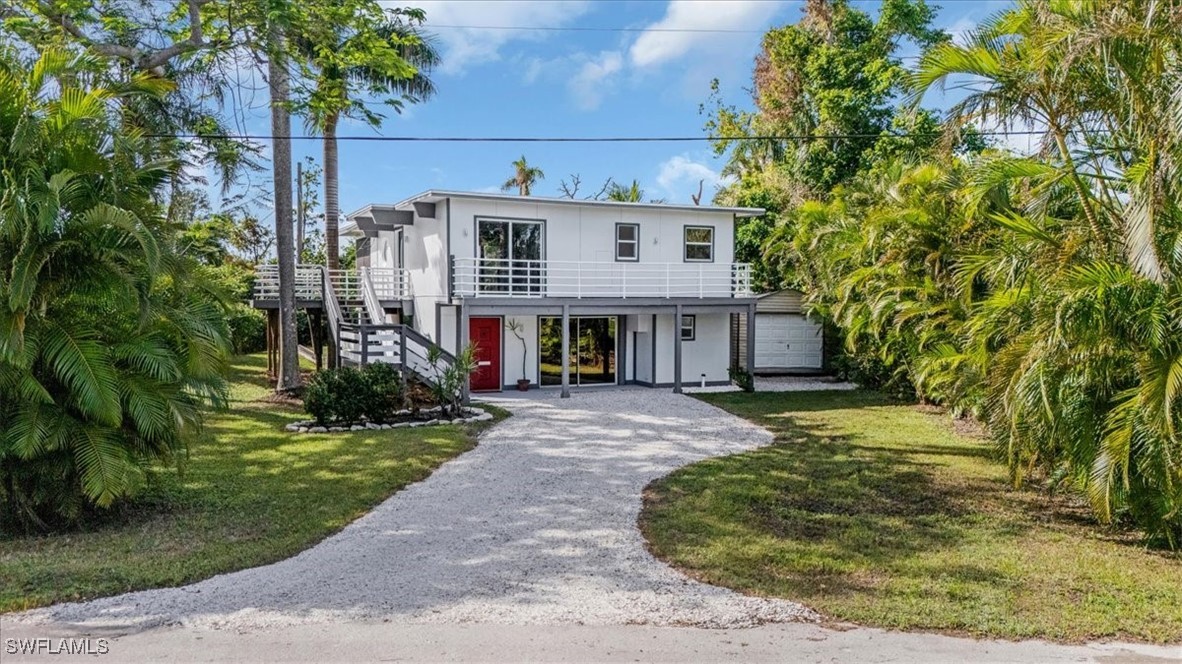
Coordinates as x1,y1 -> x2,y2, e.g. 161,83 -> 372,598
730,289 -> 824,374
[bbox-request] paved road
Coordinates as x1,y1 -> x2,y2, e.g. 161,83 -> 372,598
4,389 -> 1178,662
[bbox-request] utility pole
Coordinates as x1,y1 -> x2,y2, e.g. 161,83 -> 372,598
296,159 -> 305,261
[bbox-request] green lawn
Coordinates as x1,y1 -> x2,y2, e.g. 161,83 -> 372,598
0,354 -> 506,613
640,391 -> 1182,643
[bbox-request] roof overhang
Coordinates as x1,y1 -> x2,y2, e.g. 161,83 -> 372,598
369,190 -> 767,218
344,204 -> 414,238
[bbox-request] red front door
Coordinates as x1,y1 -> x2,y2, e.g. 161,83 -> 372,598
469,317 -> 501,392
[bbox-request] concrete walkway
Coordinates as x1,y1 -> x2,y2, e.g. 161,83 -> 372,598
3,390 -> 1177,662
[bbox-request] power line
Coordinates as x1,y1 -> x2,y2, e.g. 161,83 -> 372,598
164,130 -> 1048,143
424,24 -> 765,35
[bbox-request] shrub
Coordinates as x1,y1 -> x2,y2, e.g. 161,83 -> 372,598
226,305 -> 266,354
303,363 -> 408,425
728,365 -> 755,392
361,363 -> 404,422
304,367 -> 368,425
427,344 -> 478,417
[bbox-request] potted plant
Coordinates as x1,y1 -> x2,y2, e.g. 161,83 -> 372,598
505,319 -> 531,391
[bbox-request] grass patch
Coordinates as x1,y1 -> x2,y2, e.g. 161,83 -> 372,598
640,390 -> 1182,643
0,354 -> 507,613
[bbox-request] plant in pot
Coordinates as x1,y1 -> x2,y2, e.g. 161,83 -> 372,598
505,319 -> 531,391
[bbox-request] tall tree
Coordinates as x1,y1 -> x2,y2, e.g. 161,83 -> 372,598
266,10 -> 300,392
296,6 -> 438,270
0,49 -> 229,528
502,155 -> 544,196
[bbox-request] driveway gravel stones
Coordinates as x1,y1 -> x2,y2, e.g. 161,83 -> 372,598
11,390 -> 815,632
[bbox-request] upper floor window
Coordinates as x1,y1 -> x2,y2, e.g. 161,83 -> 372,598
616,223 -> 639,261
684,226 -> 714,262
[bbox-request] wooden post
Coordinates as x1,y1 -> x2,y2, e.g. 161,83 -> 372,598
360,326 -> 369,366
311,310 -> 323,371
673,305 -> 683,394
561,304 -> 571,398
267,309 -> 279,378
399,324 -> 408,396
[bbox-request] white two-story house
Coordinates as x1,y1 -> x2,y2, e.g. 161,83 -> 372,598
338,190 -> 762,396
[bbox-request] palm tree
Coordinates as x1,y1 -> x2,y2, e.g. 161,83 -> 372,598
606,179 -> 644,202
0,50 -> 230,529
502,156 -> 545,196
299,8 -> 439,270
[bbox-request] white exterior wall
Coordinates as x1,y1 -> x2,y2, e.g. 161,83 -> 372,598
366,201 -> 451,342
653,313 -> 730,385
502,315 -> 539,387
445,198 -> 736,265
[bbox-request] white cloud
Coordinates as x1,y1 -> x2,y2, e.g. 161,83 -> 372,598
946,17 -> 977,46
568,51 -> 624,111
401,1 -> 593,75
656,154 -> 734,202
629,1 -> 783,68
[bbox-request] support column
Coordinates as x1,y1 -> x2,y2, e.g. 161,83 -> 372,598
459,300 -> 471,405
673,304 -> 683,394
311,311 -> 323,371
560,304 -> 571,398
266,309 -> 279,377
746,303 -> 756,377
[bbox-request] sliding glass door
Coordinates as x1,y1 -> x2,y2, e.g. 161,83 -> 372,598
539,317 -> 617,386
477,218 -> 543,295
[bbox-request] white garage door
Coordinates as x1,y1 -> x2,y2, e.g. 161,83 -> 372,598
755,313 -> 823,370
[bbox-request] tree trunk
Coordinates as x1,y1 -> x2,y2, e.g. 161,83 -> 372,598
324,113 -> 340,270
268,23 -> 301,392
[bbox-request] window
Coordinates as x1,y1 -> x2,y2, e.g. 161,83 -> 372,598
680,315 -> 696,341
476,217 -> 544,295
684,226 -> 714,262
616,223 -> 639,261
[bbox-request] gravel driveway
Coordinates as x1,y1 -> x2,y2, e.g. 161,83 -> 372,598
11,390 -> 814,632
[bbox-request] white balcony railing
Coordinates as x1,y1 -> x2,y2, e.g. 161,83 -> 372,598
252,264 -> 410,301
452,258 -> 752,299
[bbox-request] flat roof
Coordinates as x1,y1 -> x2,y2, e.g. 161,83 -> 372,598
345,189 -> 766,223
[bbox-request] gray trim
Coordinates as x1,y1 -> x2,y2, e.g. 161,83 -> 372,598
445,198 -> 453,300
650,314 -> 657,387
348,190 -> 766,218
614,222 -> 640,262
434,301 -> 442,344
412,201 -> 436,218
683,225 -> 715,263
618,315 -> 628,385
560,305 -> 570,398
673,304 -> 683,393
459,301 -> 470,405
745,303 -> 756,375
473,215 -> 547,260
680,314 -> 696,341
538,314 -> 620,388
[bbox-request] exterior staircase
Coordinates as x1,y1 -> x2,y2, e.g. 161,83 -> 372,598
253,264 -> 456,387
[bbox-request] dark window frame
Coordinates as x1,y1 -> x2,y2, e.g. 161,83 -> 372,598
615,222 -> 640,262
683,225 -> 714,263
680,314 -> 696,341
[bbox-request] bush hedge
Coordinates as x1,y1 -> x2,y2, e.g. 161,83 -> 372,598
304,364 -> 407,425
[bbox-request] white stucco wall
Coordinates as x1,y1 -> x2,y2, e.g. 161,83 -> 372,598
653,313 -> 730,385
501,315 -> 539,387
445,198 -> 736,265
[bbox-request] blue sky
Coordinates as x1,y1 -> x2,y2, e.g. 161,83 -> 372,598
214,0 -> 1013,220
